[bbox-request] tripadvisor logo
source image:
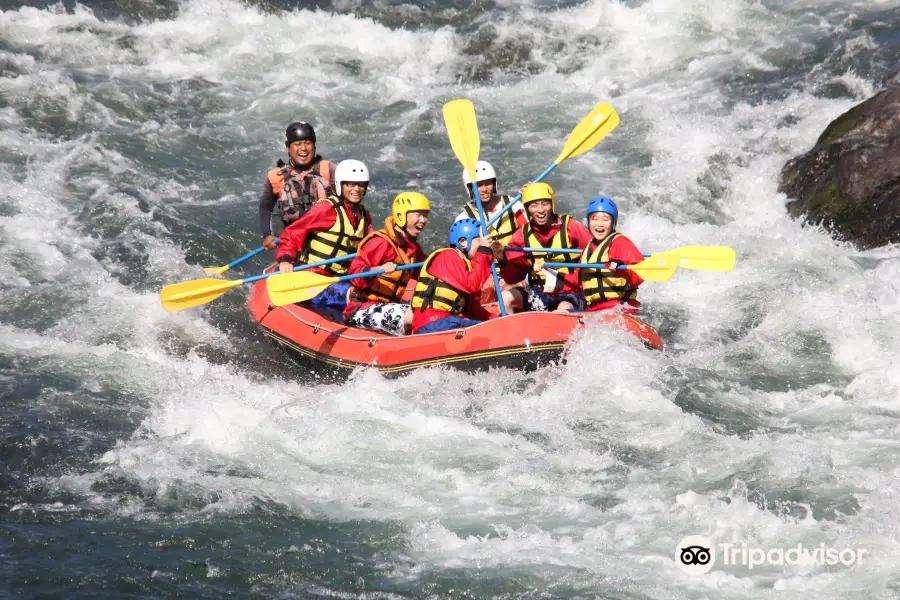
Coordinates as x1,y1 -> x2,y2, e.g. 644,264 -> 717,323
675,535 -> 716,575
674,535 -> 867,575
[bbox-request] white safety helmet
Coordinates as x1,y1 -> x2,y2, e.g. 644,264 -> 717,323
335,159 -> 370,195
462,160 -> 497,198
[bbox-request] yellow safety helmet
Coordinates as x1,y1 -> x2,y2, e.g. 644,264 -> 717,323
392,191 -> 431,227
521,182 -> 556,213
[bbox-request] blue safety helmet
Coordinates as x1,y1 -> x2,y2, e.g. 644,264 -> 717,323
448,218 -> 482,252
586,196 -> 618,230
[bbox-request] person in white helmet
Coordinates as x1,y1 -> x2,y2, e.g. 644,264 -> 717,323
275,159 -> 374,309
454,159 -> 528,306
454,160 -> 527,248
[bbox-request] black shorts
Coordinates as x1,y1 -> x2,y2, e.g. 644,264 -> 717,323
521,285 -> 586,312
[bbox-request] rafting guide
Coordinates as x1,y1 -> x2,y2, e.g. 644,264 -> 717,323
674,535 -> 868,575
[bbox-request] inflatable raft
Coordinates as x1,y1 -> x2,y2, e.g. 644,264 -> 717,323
247,272 -> 664,378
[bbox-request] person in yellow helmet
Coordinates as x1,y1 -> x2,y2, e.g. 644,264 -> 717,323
342,192 -> 431,336
497,182 -> 593,312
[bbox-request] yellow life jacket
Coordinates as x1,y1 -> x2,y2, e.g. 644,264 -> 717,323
348,217 -> 413,306
301,196 -> 371,275
578,232 -> 639,305
463,195 -> 520,247
521,215 -> 578,290
410,247 -> 471,315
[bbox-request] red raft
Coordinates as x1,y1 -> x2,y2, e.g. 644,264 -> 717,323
247,276 -> 663,378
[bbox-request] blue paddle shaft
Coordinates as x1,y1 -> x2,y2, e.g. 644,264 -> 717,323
331,261 -> 425,283
243,252 -> 360,284
542,262 -> 630,270
471,180 -> 507,316
226,236 -> 280,269
505,247 -> 652,258
486,162 -> 557,227
505,246 -> 581,254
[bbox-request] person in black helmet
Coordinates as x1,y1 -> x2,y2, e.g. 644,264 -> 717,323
258,121 -> 338,250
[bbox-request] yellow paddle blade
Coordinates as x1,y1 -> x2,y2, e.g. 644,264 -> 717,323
442,99 -> 480,183
160,278 -> 244,312
267,271 -> 340,307
626,251 -> 680,282
629,265 -> 677,282
554,102 -> 620,165
667,245 -> 736,272
203,265 -> 230,275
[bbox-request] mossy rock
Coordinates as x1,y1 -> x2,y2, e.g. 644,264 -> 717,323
779,82 -> 900,249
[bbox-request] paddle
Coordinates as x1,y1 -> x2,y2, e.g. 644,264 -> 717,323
486,102 -> 620,228
442,98 -> 507,316
160,253 -> 357,312
663,245 -> 736,272
541,251 -> 684,283
204,237 -> 280,275
268,261 -> 426,307
506,245 -> 736,273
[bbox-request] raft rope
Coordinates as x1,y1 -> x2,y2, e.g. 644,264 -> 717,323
281,305 -> 389,342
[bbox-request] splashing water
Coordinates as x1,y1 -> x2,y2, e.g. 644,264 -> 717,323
2,0 -> 900,597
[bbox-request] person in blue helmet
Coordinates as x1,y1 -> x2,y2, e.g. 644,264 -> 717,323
410,218 -> 511,334
536,197 -> 645,314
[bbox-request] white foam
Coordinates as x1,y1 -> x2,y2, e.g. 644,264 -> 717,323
3,0 -> 900,595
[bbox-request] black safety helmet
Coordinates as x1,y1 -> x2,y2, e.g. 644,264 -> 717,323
284,121 -> 316,146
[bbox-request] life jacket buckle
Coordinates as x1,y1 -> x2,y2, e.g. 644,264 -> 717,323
454,329 -> 466,339
313,323 -> 321,334
368,338 -> 377,348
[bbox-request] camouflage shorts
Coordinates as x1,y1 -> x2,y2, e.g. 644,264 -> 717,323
347,302 -> 409,337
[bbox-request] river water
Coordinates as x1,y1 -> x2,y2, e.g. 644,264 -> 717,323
2,0 -> 900,597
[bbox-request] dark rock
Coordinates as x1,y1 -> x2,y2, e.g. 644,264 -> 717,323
91,0 -> 180,23
0,0 -> 180,24
779,82 -> 900,249
457,24 -> 543,84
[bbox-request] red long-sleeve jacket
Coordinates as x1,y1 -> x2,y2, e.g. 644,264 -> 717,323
274,200 -> 373,276
342,228 -> 427,320
500,216 -> 594,294
559,234 -> 646,312
411,248 -> 497,333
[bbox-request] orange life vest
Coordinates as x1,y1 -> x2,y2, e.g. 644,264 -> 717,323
347,217 -> 415,307
267,158 -> 334,225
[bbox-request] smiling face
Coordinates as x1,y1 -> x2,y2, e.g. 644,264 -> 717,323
588,212 -> 614,240
526,199 -> 553,227
475,179 -> 495,205
341,181 -> 367,204
288,139 -> 315,166
403,210 -> 429,238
